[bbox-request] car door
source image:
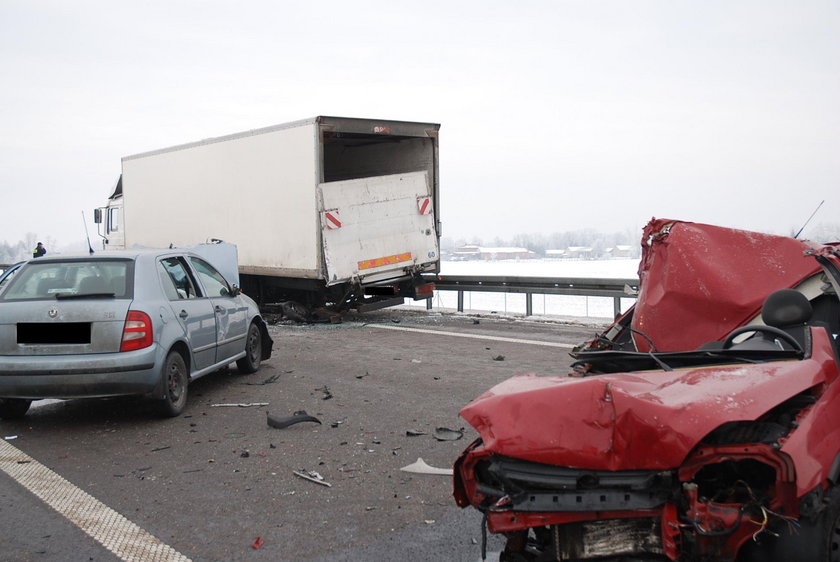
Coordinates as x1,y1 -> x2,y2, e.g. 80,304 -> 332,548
188,256 -> 248,363
158,257 -> 217,370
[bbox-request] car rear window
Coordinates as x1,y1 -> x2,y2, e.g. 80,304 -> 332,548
0,259 -> 133,300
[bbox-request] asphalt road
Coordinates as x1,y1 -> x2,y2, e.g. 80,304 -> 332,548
0,309 -> 604,562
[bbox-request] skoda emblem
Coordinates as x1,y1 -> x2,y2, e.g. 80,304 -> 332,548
48,308 -> 58,318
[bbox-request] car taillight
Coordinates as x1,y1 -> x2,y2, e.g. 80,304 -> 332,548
121,310 -> 153,352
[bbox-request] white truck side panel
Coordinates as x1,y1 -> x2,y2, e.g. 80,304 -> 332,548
319,172 -> 438,285
121,123 -> 322,278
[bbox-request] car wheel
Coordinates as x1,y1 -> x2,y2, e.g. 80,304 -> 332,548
236,322 -> 262,374
0,398 -> 32,420
157,350 -> 188,417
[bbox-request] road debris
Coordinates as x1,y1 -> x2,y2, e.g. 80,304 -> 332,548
400,457 -> 454,476
211,402 -> 270,407
241,374 -> 281,386
356,371 -> 369,379
267,410 -> 322,429
493,355 -> 505,361
293,470 -> 332,487
405,429 -> 426,437
434,427 -> 464,441
251,537 -> 264,550
315,385 -> 333,400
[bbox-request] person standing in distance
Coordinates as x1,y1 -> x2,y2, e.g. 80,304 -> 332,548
32,242 -> 46,258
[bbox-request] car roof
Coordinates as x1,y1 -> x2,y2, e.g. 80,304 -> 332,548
30,249 -> 194,262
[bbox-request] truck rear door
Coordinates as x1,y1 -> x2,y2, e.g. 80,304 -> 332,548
319,171 -> 438,285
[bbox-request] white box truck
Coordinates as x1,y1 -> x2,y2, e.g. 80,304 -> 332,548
95,116 -> 440,316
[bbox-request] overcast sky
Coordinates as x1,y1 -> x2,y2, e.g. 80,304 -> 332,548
1,1 -> 838,250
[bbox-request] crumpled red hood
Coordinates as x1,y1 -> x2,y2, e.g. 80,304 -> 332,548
461,354 -> 831,471
633,219 -> 821,352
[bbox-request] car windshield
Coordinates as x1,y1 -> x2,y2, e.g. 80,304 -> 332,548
0,259 -> 133,300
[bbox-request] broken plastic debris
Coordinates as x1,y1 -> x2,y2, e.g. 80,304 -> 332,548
399,457 -> 454,476
405,430 -> 426,437
251,537 -> 264,549
211,402 -> 269,407
242,374 -> 280,386
293,470 -> 332,487
267,410 -> 322,429
492,355 -> 505,361
433,427 -> 464,441
4,435 -> 18,440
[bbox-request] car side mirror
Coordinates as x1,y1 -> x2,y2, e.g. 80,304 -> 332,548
230,284 -> 242,297
93,208 -> 102,224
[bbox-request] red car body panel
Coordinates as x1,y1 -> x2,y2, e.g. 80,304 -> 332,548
633,219 -> 822,352
460,328 -> 837,473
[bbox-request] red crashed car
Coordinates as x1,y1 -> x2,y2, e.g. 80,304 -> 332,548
453,218 -> 840,561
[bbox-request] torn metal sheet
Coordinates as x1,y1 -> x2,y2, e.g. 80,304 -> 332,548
632,219 -> 822,352
266,410 -> 322,429
400,457 -> 453,476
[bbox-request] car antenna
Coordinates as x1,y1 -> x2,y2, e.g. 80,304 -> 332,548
81,210 -> 95,255
794,200 -> 824,239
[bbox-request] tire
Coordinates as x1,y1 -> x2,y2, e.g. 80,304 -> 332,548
0,398 -> 32,420
236,322 -> 262,374
156,351 -> 188,417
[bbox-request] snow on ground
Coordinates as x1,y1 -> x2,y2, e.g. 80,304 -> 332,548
403,258 -> 640,320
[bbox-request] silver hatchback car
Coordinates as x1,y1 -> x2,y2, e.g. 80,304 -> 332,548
0,247 -> 272,419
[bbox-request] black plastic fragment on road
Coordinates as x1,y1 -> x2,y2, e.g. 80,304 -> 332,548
316,385 -> 333,400
267,410 -> 322,429
242,373 -> 281,386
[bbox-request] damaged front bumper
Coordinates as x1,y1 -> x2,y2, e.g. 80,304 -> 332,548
454,440 -> 803,561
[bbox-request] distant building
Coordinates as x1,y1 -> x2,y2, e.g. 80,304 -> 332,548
545,249 -> 566,259
565,246 -> 594,259
606,245 -> 634,258
452,245 -> 535,260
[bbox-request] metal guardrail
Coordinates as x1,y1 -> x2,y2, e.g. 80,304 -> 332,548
428,275 -> 641,317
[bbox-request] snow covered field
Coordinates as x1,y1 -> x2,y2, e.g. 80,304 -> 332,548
403,258 -> 640,320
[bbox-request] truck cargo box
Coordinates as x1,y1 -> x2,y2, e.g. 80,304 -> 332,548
97,116 -> 440,314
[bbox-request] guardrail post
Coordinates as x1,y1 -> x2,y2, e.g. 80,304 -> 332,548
457,290 -> 464,312
526,292 -> 533,316
426,297 -> 433,310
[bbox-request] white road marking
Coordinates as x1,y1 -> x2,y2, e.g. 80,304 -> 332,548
369,324 -> 575,348
0,438 -> 191,562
